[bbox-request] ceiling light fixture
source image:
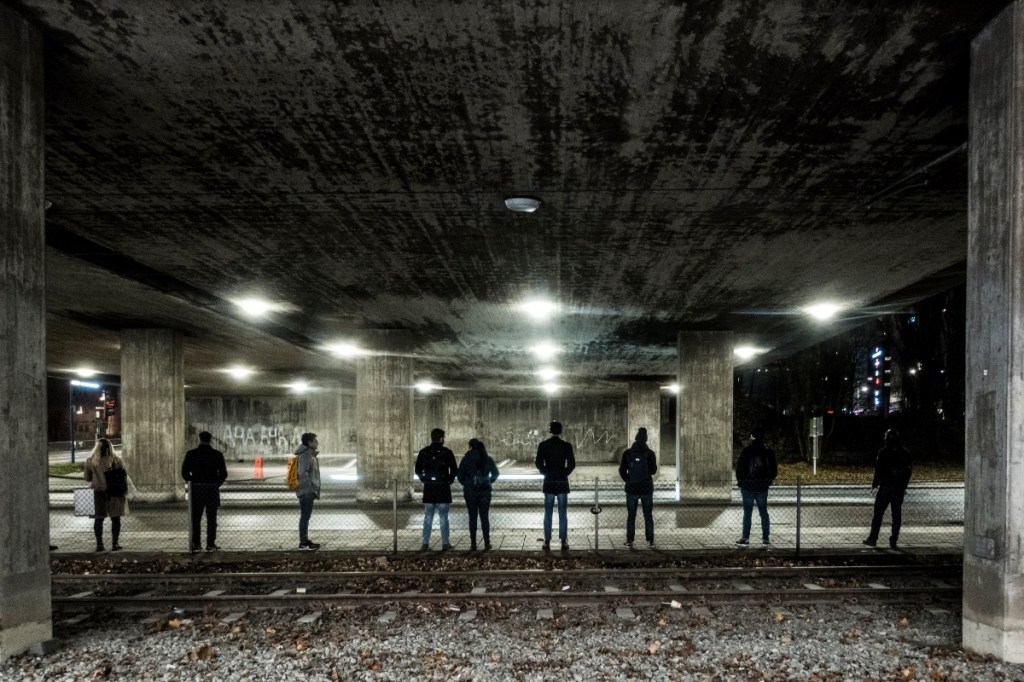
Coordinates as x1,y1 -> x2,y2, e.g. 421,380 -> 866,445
531,341 -> 560,360
536,367 -> 560,381
504,196 -> 542,213
734,346 -> 764,360
225,365 -> 254,380
415,381 -> 439,394
541,382 -> 559,395
74,367 -> 98,378
805,302 -> 841,320
326,342 -> 367,358
288,381 -> 310,394
233,298 -> 279,318
663,383 -> 680,394
70,379 -> 101,389
519,298 -> 559,321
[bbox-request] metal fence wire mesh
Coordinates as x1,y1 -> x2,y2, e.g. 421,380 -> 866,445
48,472 -> 964,554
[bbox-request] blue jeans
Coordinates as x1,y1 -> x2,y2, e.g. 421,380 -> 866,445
740,488 -> 770,541
543,493 -> 568,541
298,493 -> 316,544
626,493 -> 654,544
422,503 -> 450,545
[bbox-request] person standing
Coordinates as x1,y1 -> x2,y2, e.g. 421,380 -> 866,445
864,429 -> 913,550
416,428 -> 458,551
457,438 -> 500,551
735,426 -> 777,547
83,438 -> 129,552
619,427 -> 658,549
181,431 -> 228,552
295,432 -> 322,550
536,421 -> 576,552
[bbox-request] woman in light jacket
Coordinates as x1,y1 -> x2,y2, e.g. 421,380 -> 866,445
83,438 -> 128,551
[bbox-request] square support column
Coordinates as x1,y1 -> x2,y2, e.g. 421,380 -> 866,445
964,0 -> 1024,663
627,381 -> 661,462
356,356 -> 413,503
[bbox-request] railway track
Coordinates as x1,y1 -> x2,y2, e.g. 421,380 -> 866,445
52,564 -> 961,611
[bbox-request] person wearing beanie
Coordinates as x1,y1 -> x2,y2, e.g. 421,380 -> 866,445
618,427 -> 658,548
863,429 -> 913,549
735,425 -> 778,548
535,420 -> 576,552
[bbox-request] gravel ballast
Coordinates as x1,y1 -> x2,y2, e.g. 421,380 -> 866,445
5,600 -> 1024,681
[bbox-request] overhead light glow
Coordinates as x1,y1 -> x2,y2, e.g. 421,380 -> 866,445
519,299 -> 559,321
225,365 -> 254,380
664,383 -> 680,394
70,379 -> 101,389
415,381 -> 439,394
805,302 -> 841,320
233,298 -> 280,318
326,342 -> 367,358
288,381 -> 310,394
541,382 -> 559,395
531,341 -> 560,360
74,367 -> 98,378
504,196 -> 542,213
734,346 -> 764,360
535,367 -> 560,381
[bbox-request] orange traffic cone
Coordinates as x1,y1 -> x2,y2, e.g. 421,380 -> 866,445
254,455 -> 263,479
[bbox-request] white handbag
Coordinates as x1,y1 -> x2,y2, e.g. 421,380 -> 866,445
73,488 -> 95,517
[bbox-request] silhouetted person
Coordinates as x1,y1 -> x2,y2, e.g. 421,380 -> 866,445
416,428 -> 458,551
735,426 -> 777,547
864,429 -> 913,549
536,421 -> 576,552
83,438 -> 129,551
619,427 -> 658,548
457,438 -> 500,550
295,432 -> 321,550
182,431 -> 228,552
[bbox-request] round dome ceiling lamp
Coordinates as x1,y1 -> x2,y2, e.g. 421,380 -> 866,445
504,196 -> 542,213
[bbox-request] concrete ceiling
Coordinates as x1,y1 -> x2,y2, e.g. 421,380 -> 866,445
13,0 -> 1006,396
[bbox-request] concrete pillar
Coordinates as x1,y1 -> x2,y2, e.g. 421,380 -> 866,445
0,6 -> 51,660
627,381 -> 661,463
442,393 -> 476,457
356,356 -> 413,503
306,390 -> 346,456
677,331 -> 734,502
964,2 -> 1024,662
120,329 -> 185,501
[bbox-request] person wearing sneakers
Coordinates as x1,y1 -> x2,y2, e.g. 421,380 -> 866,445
416,428 -> 459,551
618,427 -> 658,549
863,429 -> 913,550
536,420 -> 576,552
295,432 -> 322,550
735,426 -> 777,548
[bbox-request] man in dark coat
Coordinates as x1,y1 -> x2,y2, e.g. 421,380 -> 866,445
864,429 -> 913,549
619,427 -> 658,548
735,426 -> 778,547
181,431 -> 228,552
415,428 -> 458,551
535,421 -> 576,552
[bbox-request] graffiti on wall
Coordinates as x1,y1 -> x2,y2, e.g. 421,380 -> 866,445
493,426 -> 619,461
219,425 -> 306,452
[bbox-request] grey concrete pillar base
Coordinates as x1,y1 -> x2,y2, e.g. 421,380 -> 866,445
131,487 -> 182,503
0,623 -> 52,662
964,618 -> 1024,664
356,487 -> 412,504
679,485 -> 732,505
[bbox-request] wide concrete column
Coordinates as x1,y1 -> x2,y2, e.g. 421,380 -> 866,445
0,7 -> 51,660
677,331 -> 733,502
442,393 -> 477,456
120,329 -> 185,501
964,2 -> 1024,662
627,381 -> 661,462
306,390 -> 347,455
356,356 -> 413,503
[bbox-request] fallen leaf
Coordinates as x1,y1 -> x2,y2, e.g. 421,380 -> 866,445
648,640 -> 660,654
167,619 -> 181,629
491,653 -> 502,663
902,667 -> 916,678
900,617 -> 910,626
658,618 -> 667,626
198,645 -> 213,660
775,613 -> 785,622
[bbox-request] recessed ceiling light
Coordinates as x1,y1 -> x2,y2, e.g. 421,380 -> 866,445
288,381 -> 310,394
518,298 -> 559,321
224,365 -> 254,380
536,367 -> 560,381
74,367 -> 98,378
663,383 -> 680,394
504,196 -> 542,213
734,346 -> 764,360
541,382 -> 559,395
326,342 -> 367,358
233,298 -> 281,318
415,381 -> 439,394
531,341 -> 560,360
805,302 -> 841,320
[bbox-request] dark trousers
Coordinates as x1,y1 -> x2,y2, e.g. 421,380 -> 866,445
464,490 -> 492,541
93,516 -> 120,546
626,493 -> 654,543
298,493 -> 316,544
190,484 -> 220,548
868,485 -> 907,544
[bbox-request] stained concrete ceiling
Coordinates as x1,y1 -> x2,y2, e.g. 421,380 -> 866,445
13,0 -> 1006,396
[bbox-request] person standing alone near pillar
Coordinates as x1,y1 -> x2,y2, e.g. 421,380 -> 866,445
735,426 -> 777,548
536,420 -> 576,552
181,431 -> 228,552
619,427 -> 658,549
295,432 -> 322,550
83,438 -> 129,552
416,428 -> 458,551
863,429 -> 913,550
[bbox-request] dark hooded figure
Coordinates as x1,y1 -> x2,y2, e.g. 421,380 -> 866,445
864,429 -> 913,549
618,427 -> 658,548
457,438 -> 500,550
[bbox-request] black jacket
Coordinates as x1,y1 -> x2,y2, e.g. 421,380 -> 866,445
457,448 -> 500,493
181,444 -> 228,486
536,436 -> 576,495
735,439 -> 777,492
618,442 -> 658,495
872,444 -> 912,489
415,442 -> 458,504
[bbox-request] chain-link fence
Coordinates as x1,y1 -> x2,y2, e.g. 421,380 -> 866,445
47,474 -> 964,554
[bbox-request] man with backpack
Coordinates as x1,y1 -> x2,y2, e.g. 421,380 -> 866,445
735,426 -> 778,547
415,428 -> 458,551
294,432 -> 321,550
863,429 -> 913,550
618,427 -> 658,549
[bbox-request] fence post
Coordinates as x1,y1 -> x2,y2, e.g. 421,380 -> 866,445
592,477 -> 601,552
187,480 -> 193,553
393,478 -> 399,554
795,476 -> 801,557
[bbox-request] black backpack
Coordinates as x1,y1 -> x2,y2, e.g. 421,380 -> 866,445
748,451 -> 768,480
626,450 -> 650,483
470,458 -> 491,490
423,452 -> 447,482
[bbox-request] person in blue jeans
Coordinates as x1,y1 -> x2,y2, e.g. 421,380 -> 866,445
535,421 -> 576,552
618,427 -> 658,548
415,428 -> 458,551
735,426 -> 778,547
294,432 -> 322,550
